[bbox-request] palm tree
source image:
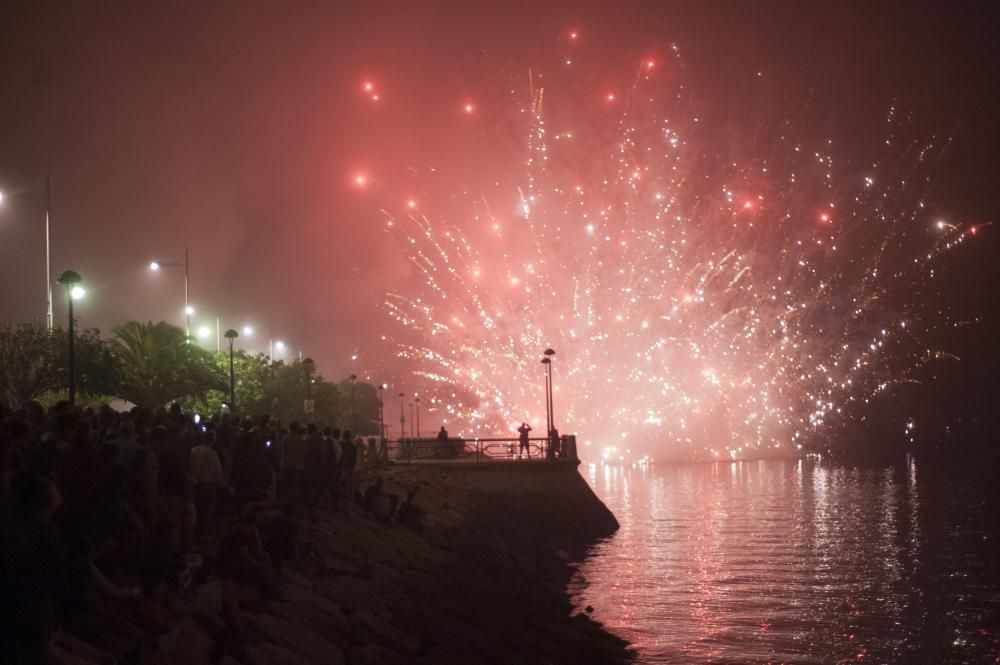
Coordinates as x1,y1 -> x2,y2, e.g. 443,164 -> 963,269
112,321 -> 225,407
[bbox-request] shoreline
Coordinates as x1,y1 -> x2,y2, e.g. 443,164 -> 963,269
55,461 -> 633,665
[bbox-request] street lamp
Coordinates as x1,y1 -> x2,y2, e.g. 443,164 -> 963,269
242,325 -> 253,336
148,249 -> 191,338
57,270 -> 83,405
415,395 -> 421,439
398,392 -> 406,440
409,402 -> 415,438
541,357 -> 552,436
0,176 -> 54,329
303,358 -> 316,418
349,374 -> 358,433
544,348 -> 556,431
224,329 -> 239,409
377,384 -> 387,439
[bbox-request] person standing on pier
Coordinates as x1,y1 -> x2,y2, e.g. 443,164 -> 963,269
517,422 -> 532,459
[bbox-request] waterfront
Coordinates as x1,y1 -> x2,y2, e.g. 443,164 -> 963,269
572,457 -> 1000,664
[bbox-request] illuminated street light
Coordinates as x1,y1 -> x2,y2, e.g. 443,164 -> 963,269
224,329 -> 239,409
242,325 -> 253,336
57,270 -> 83,405
197,325 -> 211,339
149,249 -> 191,338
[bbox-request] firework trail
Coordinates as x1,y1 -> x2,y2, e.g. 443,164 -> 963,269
380,45 -> 980,460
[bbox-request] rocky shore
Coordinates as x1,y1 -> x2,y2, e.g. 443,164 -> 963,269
56,461 -> 632,665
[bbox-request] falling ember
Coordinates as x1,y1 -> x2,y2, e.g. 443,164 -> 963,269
380,46 -> 973,459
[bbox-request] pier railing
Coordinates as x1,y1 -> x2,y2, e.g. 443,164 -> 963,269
383,435 -> 578,464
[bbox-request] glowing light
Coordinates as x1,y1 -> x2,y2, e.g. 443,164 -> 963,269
568,30 -> 579,40
379,43 -> 972,460
149,261 -> 160,271
363,81 -> 374,92
185,305 -> 195,316
407,199 -> 417,209
464,102 -> 475,114
242,326 -> 253,336
197,326 -> 210,339
275,340 -> 285,351
354,174 -> 368,187
70,286 -> 85,300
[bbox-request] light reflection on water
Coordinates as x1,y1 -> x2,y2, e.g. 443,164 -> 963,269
571,458 -> 999,664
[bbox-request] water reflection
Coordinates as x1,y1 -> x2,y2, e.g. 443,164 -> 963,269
573,459 -> 999,664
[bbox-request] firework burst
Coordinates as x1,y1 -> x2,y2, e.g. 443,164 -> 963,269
379,44 -> 980,460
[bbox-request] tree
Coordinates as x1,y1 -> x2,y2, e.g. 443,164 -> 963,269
260,359 -> 339,425
335,378 -> 381,435
180,350 -> 271,416
0,321 -> 121,409
112,321 -> 225,408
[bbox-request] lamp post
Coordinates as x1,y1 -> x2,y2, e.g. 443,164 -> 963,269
377,384 -> 387,439
57,270 -> 84,405
224,329 -> 239,409
398,392 -> 406,439
349,374 -> 358,433
415,396 -> 421,439
0,176 -> 54,329
303,358 -> 315,418
149,249 -> 191,338
269,338 -> 285,365
409,402 -> 415,438
544,348 -> 556,430
541,357 -> 552,436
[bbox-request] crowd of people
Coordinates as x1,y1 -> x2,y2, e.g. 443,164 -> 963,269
0,399 -> 406,665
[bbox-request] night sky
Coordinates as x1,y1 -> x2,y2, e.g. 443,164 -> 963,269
1,1 -> 998,442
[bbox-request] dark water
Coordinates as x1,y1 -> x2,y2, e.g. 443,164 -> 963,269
571,458 -> 1000,664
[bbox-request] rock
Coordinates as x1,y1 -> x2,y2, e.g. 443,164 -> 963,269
349,610 -> 422,656
314,575 -> 387,614
243,611 -> 345,665
348,643 -> 411,665
166,618 -> 215,663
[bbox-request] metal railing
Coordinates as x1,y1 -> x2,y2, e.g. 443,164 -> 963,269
384,435 -> 578,463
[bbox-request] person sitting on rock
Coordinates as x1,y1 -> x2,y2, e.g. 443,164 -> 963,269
397,486 -> 422,530
260,502 -> 303,579
218,511 -> 283,602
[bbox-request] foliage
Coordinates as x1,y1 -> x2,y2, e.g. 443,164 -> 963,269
261,359 -> 339,426
112,321 -> 225,408
0,320 -> 121,409
334,379 -> 382,435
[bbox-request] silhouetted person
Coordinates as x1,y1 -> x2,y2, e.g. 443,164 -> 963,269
547,427 -> 560,460
436,425 -> 449,458
280,422 -> 306,502
339,431 -> 357,512
517,422 -> 532,458
0,471 -> 67,664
